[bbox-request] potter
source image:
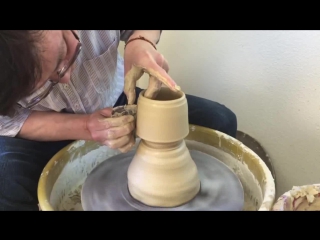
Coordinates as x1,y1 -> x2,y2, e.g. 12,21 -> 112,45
0,30 -> 237,210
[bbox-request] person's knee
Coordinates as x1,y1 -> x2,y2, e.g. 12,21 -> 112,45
0,137 -> 68,211
219,106 -> 237,138
0,178 -> 39,211
187,94 -> 238,137
0,152 -> 39,211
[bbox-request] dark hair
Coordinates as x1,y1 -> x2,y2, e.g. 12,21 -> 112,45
0,30 -> 43,116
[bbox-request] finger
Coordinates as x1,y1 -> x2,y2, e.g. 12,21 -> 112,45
118,134 -> 136,153
124,65 -> 144,105
99,108 -> 113,118
144,54 -> 167,99
162,58 -> 169,73
104,134 -> 132,149
144,75 -> 162,99
155,54 -> 169,73
105,121 -> 135,140
99,115 -> 135,128
136,61 -> 179,92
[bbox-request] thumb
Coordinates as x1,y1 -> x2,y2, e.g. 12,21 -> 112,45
99,108 -> 113,118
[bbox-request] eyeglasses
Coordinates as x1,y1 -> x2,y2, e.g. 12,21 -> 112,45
18,30 -> 82,109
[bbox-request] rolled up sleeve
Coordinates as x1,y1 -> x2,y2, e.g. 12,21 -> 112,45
0,107 -> 32,137
120,30 -> 135,42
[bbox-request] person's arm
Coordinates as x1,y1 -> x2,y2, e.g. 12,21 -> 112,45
17,111 -> 91,141
1,106 -> 135,152
0,106 -> 90,141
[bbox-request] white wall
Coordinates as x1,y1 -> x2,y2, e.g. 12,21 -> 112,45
119,30 -> 320,198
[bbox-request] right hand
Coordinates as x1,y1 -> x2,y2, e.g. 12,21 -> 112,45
86,107 -> 136,153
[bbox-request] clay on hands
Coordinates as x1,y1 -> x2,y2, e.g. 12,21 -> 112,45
124,64 -> 181,105
112,105 -> 137,119
112,104 -> 138,144
111,61 -> 180,154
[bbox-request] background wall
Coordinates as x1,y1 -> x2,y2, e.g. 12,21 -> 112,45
119,30 -> 320,197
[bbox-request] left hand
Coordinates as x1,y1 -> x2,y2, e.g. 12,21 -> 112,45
123,35 -> 180,105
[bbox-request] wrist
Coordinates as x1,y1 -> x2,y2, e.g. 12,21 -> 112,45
125,35 -> 157,50
82,114 -> 93,141
128,30 -> 161,45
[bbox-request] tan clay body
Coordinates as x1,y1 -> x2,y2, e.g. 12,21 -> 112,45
127,87 -> 201,207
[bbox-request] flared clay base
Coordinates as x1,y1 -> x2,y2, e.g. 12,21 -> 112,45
127,140 -> 201,208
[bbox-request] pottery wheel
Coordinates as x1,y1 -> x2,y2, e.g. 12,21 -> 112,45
81,150 -> 244,211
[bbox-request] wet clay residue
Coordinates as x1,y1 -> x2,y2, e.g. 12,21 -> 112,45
291,185 -> 320,211
57,183 -> 257,211
55,140 -> 262,211
273,185 -> 320,211
112,105 -> 137,118
58,184 -> 83,211
294,196 -> 320,210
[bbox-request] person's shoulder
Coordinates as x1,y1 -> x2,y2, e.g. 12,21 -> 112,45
76,30 -> 120,61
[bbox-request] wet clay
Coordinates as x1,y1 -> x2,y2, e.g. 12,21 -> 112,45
127,88 -> 201,207
294,197 -> 320,210
127,141 -> 201,207
273,185 -> 320,211
79,87 -> 246,210
292,185 -> 320,211
81,149 -> 244,211
54,138 -> 259,211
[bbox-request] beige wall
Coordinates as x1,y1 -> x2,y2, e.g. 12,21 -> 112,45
119,30 -> 320,197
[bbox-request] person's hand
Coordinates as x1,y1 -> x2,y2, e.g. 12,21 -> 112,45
86,106 -> 136,153
123,35 -> 180,105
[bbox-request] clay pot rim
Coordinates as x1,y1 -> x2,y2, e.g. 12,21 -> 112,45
139,89 -> 185,104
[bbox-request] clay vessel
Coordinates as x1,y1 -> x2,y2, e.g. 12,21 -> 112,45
127,87 -> 201,207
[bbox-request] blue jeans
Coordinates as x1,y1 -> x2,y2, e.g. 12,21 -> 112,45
0,88 -> 237,210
